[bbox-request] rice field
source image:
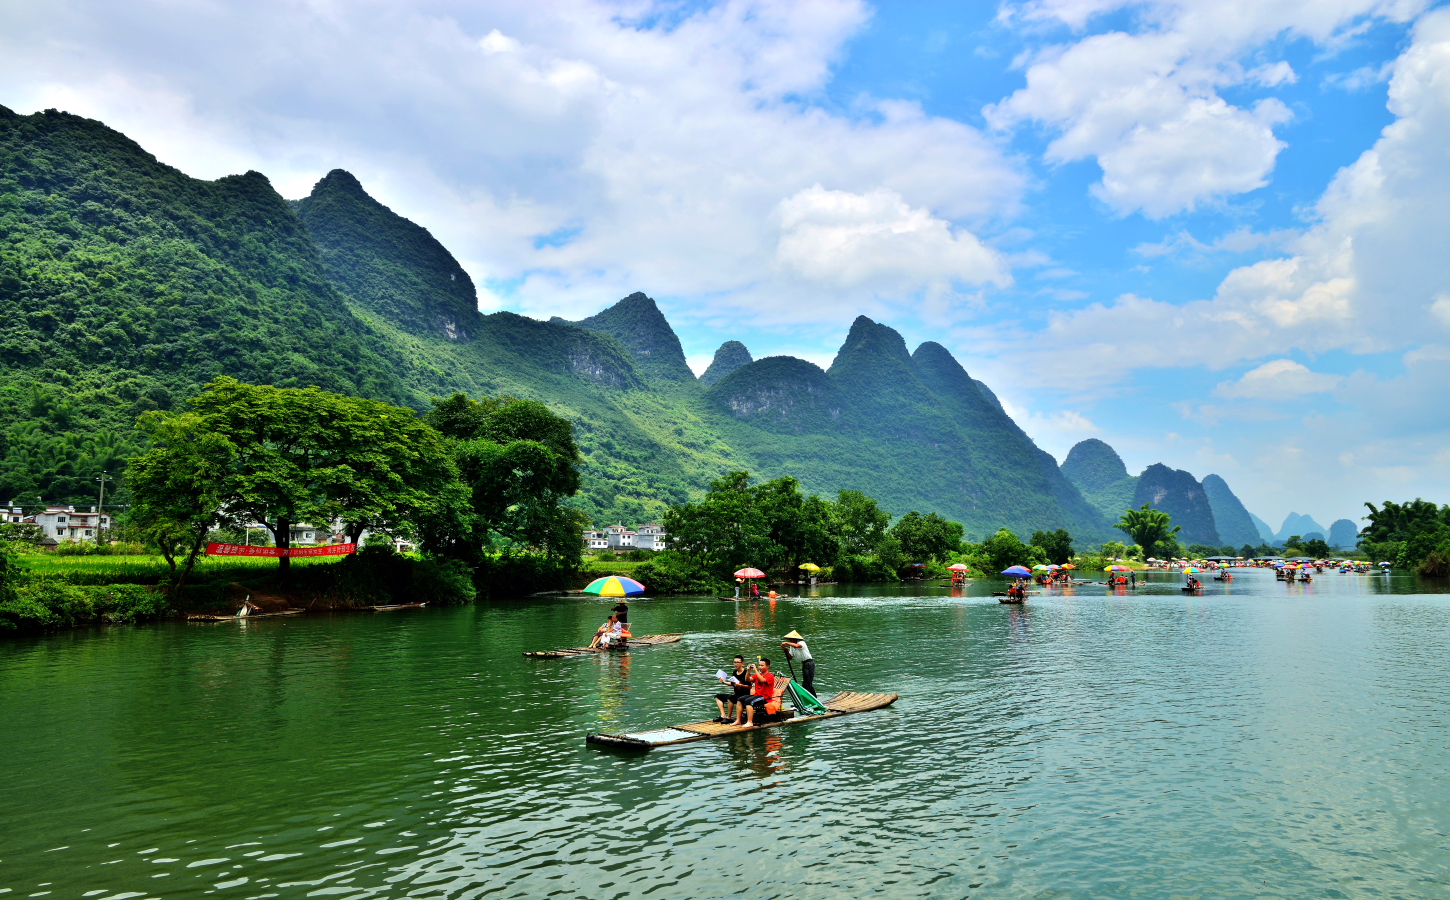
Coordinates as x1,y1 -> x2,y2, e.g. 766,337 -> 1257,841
17,553 -> 341,585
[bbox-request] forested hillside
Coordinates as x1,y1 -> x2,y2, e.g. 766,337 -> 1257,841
1060,439 -> 1137,521
1133,464 -> 1220,546
0,106 -> 1121,539
0,106 -> 408,502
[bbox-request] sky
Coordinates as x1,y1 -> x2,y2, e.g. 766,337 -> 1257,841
3,0 -> 1448,533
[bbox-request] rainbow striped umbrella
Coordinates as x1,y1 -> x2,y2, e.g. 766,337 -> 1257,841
583,576 -> 646,597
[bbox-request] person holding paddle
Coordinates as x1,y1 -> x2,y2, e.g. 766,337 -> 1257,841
780,630 -> 816,697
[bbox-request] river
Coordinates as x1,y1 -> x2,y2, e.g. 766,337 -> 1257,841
2,568 -> 1448,899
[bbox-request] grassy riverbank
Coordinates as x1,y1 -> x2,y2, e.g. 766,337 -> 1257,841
0,548 -> 475,634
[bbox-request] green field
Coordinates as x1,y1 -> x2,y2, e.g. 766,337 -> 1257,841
16,553 -> 342,586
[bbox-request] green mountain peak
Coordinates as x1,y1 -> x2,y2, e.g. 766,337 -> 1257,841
571,292 -> 695,382
700,340 -> 752,385
293,169 -> 480,342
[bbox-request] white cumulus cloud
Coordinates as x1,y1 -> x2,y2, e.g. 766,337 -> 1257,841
774,185 -> 1008,294
988,0 -> 1426,217
1215,359 -> 1343,399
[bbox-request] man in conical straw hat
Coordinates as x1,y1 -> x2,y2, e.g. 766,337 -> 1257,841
780,630 -> 816,697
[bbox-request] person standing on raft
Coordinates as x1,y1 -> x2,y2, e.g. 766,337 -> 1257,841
781,630 -> 816,696
610,602 -> 631,647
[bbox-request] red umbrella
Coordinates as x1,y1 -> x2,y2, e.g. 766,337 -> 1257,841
947,563 -> 970,571
734,567 -> 766,579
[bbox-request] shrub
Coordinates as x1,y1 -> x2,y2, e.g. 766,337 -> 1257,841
833,555 -> 899,583
412,557 -> 476,605
631,556 -> 718,594
1417,549 -> 1450,578
0,580 -> 168,632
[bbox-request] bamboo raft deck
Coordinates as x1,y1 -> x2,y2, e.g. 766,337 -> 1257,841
585,689 -> 899,749
187,609 -> 306,622
370,602 -> 428,611
523,633 -> 686,658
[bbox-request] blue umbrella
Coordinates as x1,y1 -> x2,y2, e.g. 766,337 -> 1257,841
1001,565 -> 1032,577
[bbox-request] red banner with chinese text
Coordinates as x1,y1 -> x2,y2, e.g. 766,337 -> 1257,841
206,542 -> 357,558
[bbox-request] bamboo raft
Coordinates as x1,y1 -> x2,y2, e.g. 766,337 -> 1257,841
187,609 -> 306,622
369,602 -> 427,611
523,633 -> 686,658
586,689 -> 899,749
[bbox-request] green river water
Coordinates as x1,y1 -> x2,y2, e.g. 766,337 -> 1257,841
3,569 -> 1449,899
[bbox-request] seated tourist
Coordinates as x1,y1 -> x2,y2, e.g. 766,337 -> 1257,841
715,655 -> 750,723
734,658 -> 776,727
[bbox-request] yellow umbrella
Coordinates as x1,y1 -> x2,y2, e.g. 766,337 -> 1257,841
798,563 -> 821,572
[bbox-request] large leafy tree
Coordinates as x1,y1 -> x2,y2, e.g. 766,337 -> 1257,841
665,472 -> 840,579
129,378 -> 458,575
830,490 -> 892,557
422,393 -> 584,565
665,471 -> 772,578
891,511 -> 964,564
127,414 -> 240,588
980,528 -> 1034,572
1031,528 -> 1074,565
1116,503 -> 1181,559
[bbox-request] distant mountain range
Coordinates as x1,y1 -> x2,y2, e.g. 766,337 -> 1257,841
0,105 -> 1115,538
0,105 -> 1366,549
1058,438 -> 1361,549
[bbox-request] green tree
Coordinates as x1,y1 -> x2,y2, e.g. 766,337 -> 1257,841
126,415 -> 239,589
981,528 -> 1033,573
665,471 -> 772,577
130,378 -> 458,576
891,511 -> 965,564
423,393 -> 583,566
1115,504 -> 1182,559
1302,538 -> 1332,558
0,540 -> 22,607
829,489 -> 891,557
1030,528 -> 1074,565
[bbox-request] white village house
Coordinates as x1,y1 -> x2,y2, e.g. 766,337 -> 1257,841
589,523 -> 669,553
27,505 -> 114,542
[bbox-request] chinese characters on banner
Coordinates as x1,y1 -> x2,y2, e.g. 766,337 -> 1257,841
205,543 -> 358,558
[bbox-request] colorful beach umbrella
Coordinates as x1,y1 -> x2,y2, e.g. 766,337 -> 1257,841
1033,564 -> 1051,571
1002,565 -> 1032,577
734,567 -> 766,579
582,576 -> 646,597
1182,566 -> 1203,574
1060,564 -> 1077,570
947,563 -> 970,571
1104,565 -> 1132,572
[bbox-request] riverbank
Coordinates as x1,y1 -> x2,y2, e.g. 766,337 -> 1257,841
0,548 -> 476,633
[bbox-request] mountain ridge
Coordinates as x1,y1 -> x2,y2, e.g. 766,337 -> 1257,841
0,107 -> 1120,540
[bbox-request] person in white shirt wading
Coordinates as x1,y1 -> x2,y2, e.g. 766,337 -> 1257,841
780,630 -> 816,697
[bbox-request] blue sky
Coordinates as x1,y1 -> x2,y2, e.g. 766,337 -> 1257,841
4,0 -> 1449,532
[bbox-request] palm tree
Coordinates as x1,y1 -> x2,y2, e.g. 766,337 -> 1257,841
1115,503 -> 1181,559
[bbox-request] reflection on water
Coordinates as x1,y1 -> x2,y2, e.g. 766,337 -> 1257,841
2,570 -> 1450,898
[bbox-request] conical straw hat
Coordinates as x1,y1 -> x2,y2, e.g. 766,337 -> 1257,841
783,630 -> 804,640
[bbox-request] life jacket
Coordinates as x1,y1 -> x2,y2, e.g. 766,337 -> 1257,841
764,674 -> 790,715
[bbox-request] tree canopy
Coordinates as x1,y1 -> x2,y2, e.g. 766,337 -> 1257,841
128,378 -> 458,574
1115,504 -> 1181,559
421,392 -> 584,566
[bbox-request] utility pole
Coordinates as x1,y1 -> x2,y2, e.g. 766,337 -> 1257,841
95,472 -> 111,543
